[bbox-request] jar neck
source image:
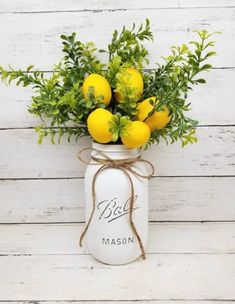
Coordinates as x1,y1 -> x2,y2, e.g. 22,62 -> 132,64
91,142 -> 141,160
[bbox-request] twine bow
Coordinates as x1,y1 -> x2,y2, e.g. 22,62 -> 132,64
77,147 -> 155,260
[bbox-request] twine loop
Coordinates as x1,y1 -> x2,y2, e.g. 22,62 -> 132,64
78,147 -> 155,260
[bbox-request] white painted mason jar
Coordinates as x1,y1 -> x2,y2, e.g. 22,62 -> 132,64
83,142 -> 150,265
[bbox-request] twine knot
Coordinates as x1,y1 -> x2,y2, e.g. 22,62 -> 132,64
78,147 -> 155,260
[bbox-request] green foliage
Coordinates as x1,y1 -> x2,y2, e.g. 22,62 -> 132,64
109,114 -> 131,142
143,30 -> 218,147
113,68 -> 140,118
102,19 -> 153,69
104,19 -> 153,89
0,33 -> 106,144
61,32 -> 105,76
106,56 -> 122,88
0,21 -> 218,147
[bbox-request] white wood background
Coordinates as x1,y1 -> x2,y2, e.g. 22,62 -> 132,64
0,0 -> 235,303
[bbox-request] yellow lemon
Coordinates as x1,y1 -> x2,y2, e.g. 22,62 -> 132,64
145,106 -> 171,131
82,74 -> 112,105
87,108 -> 113,143
115,68 -> 144,102
137,96 -> 156,121
121,121 -> 150,148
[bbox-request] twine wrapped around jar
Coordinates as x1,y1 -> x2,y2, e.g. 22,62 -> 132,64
78,147 -> 154,260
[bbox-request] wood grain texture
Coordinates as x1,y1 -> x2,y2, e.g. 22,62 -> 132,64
0,8 -> 233,70
179,0 -> 235,7
1,177 -> 235,223
1,0 -> 235,12
1,302 -> 235,304
1,68 -> 234,128
0,127 -> 234,179
0,0 -> 183,12
0,254 -> 235,300
0,223 -> 234,254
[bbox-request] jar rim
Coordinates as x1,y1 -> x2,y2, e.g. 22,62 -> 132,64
91,142 -> 141,158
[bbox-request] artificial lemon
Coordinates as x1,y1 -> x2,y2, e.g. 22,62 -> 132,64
115,68 -> 144,102
87,108 -> 113,143
82,74 -> 112,105
121,121 -> 150,148
137,96 -> 156,121
145,106 -> 171,131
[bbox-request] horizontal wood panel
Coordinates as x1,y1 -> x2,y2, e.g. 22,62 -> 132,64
179,0 -> 235,7
0,127 -> 234,179
1,68 -> 234,128
1,177 -> 235,223
0,1 -> 184,12
0,8 -> 233,70
1,302 -> 234,304
1,223 -> 234,254
0,254 -> 235,300
1,0 -> 235,12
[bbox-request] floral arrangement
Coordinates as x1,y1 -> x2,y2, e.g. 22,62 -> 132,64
0,19 -> 217,149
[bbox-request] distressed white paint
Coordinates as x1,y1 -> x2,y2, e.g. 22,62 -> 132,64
0,223 -> 235,254
0,254 -> 235,300
1,303 -> 234,304
0,302 -> 234,304
1,0 -> 235,13
0,177 -> 235,223
0,127 -> 235,179
0,68 -> 234,128
179,0 -> 235,7
0,1 -> 183,12
0,8 -> 233,70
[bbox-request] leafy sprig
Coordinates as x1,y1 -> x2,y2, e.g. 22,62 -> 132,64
143,30 -> 218,147
0,33 -> 109,144
103,19 -> 153,69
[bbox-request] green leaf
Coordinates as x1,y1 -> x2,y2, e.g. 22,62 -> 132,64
200,64 -> 212,71
99,49 -> 107,53
27,65 -> 34,72
60,34 -> 68,40
202,51 -> 216,60
195,78 -> 206,83
52,109 -> 59,115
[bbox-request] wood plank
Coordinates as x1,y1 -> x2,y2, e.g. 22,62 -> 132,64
0,223 -> 234,255
180,0 -> 235,7
1,302 -> 235,304
0,177 -> 235,223
1,0 -> 235,13
0,127 -> 235,179
0,254 -> 235,300
0,8 -> 233,70
0,0 -> 181,12
1,68 -> 234,128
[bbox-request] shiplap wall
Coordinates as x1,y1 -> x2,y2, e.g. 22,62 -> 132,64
0,0 -> 235,302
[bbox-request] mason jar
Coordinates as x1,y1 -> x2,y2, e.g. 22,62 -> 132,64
82,142 -> 150,265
